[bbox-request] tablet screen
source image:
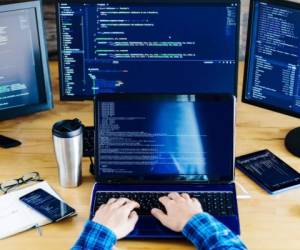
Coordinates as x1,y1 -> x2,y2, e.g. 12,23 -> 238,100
236,149 -> 300,193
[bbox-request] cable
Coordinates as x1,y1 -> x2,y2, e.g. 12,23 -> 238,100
236,180 -> 251,199
89,156 -> 95,175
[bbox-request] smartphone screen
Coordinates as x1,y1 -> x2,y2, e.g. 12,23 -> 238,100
20,189 -> 76,222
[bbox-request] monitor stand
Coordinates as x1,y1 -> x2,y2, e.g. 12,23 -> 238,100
285,127 -> 300,157
0,134 -> 22,148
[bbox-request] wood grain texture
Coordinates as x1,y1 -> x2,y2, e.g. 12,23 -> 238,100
0,62 -> 300,250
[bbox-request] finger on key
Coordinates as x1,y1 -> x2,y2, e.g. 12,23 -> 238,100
159,196 -> 172,207
111,197 -> 131,208
107,198 -> 117,205
181,193 -> 191,200
168,192 -> 182,200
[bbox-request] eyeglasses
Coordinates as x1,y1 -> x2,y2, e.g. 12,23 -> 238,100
0,172 -> 43,194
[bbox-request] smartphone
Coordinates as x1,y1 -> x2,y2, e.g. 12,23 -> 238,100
0,135 -> 21,148
236,149 -> 300,194
19,189 -> 76,222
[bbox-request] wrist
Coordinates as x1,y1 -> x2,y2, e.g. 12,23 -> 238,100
89,220 -> 118,242
182,212 -> 205,231
72,220 -> 117,250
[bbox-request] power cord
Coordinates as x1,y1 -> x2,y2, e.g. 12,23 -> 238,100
236,180 -> 251,199
89,156 -> 95,175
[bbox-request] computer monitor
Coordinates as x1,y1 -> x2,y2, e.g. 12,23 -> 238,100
57,0 -> 240,100
0,1 -> 53,143
242,0 -> 300,156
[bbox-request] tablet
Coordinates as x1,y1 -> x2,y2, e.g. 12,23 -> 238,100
236,149 -> 300,194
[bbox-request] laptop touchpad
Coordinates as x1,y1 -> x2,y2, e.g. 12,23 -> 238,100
133,215 -> 177,235
136,216 -> 160,231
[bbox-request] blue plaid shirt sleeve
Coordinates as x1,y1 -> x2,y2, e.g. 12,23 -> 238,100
182,213 -> 247,250
71,220 -> 117,250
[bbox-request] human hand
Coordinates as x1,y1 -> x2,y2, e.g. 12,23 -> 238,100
93,198 -> 140,239
151,192 -> 203,232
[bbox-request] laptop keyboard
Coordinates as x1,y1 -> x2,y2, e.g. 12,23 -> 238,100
94,191 -> 234,216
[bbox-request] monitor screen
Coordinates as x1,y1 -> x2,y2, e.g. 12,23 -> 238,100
243,0 -> 300,118
0,1 -> 53,121
57,0 -> 240,100
95,94 -> 235,183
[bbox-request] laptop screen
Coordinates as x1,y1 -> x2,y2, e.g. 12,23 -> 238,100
95,94 -> 235,183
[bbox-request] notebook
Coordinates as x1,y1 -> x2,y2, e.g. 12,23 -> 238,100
0,181 -> 61,239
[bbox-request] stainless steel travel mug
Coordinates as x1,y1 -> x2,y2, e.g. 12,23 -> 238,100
52,119 -> 83,188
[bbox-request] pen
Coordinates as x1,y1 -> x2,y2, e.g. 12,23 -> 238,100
35,224 -> 43,237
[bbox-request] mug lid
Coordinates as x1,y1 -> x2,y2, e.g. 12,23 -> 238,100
52,119 -> 83,138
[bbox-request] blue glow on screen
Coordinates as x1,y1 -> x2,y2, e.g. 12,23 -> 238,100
97,96 -> 234,182
156,102 -> 207,175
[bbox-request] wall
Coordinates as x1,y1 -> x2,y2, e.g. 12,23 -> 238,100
39,0 -> 300,60
43,1 -> 250,60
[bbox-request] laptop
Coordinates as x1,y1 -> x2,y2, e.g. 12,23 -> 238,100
90,94 -> 240,238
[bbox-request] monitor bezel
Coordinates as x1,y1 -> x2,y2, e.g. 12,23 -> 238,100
0,0 -> 53,121
242,0 -> 300,119
93,93 -> 236,185
56,0 -> 240,101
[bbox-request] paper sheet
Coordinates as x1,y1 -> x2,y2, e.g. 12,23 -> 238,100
0,181 -> 61,239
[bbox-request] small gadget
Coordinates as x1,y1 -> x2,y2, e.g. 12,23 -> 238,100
20,189 -> 76,222
236,149 -> 300,194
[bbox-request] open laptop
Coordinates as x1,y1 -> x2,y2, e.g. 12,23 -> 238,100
89,94 -> 240,238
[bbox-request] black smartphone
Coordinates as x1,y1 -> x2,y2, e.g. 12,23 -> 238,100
0,135 -> 21,148
236,149 -> 300,194
19,189 -> 76,222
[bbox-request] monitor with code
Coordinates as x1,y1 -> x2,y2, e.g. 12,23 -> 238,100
57,0 -> 240,100
243,0 -> 300,118
0,0 -> 53,121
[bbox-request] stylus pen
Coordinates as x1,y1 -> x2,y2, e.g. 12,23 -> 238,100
35,224 -> 43,237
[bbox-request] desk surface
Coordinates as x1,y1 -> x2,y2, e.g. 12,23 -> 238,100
1,62 -> 300,250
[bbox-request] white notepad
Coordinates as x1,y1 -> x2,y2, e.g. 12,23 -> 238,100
0,181 -> 61,239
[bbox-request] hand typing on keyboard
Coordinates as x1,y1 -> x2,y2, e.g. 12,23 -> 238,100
92,192 -> 203,239
73,192 -> 247,250
92,197 -> 140,239
151,192 -> 203,232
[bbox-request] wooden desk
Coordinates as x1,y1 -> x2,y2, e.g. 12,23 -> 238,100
1,62 -> 300,250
